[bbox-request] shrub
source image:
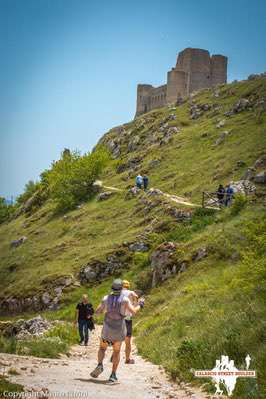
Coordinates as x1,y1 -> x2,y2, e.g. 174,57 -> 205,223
0,197 -> 14,224
16,180 -> 40,206
47,147 -> 110,212
230,194 -> 248,216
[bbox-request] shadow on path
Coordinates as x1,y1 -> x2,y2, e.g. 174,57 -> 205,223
75,378 -> 119,386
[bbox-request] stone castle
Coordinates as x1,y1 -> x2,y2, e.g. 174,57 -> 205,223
135,48 -> 227,117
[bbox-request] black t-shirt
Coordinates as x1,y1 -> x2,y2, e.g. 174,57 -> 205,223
76,302 -> 94,321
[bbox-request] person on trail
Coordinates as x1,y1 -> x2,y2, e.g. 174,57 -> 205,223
74,294 -> 94,346
121,280 -> 139,364
136,174 -> 143,189
90,279 -> 145,383
225,183 -> 234,207
217,184 -> 225,206
143,175 -> 149,191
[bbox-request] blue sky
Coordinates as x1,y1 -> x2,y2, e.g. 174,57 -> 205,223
0,0 -> 266,198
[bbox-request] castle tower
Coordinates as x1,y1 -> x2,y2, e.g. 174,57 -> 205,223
211,54 -> 228,86
135,84 -> 153,117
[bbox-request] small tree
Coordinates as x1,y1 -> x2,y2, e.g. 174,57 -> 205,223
16,180 -> 40,206
48,147 -> 109,212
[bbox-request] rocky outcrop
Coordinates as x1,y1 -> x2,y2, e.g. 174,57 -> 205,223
0,276 -> 75,315
214,130 -> 230,146
128,242 -> 149,252
0,315 -> 52,340
254,171 -> 266,183
151,242 -> 179,287
97,191 -> 114,201
125,186 -> 142,199
79,249 -> 132,284
224,98 -> 251,117
190,103 -> 211,119
165,206 -> 192,221
150,242 -> 210,287
10,236 -> 27,248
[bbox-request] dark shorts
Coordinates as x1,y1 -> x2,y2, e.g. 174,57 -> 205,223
125,319 -> 133,337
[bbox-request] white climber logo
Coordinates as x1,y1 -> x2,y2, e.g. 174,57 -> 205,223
194,354 -> 256,396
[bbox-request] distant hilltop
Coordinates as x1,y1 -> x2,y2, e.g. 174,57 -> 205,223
135,47 -> 227,117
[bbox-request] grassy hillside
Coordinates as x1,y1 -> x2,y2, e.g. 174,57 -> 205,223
0,77 -> 266,398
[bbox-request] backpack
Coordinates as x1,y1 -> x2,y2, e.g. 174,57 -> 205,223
106,294 -> 124,320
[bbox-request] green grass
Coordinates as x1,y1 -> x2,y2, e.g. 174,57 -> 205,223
0,322 -> 77,358
0,377 -> 23,397
0,76 -> 266,398
134,206 -> 266,398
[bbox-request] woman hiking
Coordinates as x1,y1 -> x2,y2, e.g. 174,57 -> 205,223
90,279 -> 144,383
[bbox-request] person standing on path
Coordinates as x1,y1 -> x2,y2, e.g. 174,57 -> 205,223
90,279 -> 144,383
143,175 -> 149,191
225,183 -> 234,207
121,280 -> 139,364
136,174 -> 143,189
74,294 -> 94,346
217,184 -> 225,206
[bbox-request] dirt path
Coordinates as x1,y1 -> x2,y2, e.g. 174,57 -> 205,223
1,327 -> 207,399
99,180 -> 218,210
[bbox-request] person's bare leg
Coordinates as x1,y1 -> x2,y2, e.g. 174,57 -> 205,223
98,339 -> 108,364
125,336 -> 132,361
112,341 -> 122,373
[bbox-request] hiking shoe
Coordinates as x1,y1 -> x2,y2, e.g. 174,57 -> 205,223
108,372 -> 118,383
125,358 -> 135,364
90,364 -> 104,378
79,340 -> 84,346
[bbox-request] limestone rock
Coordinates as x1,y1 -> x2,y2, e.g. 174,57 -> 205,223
192,248 -> 208,262
216,120 -> 225,128
150,242 -> 177,287
231,180 -> 256,194
128,242 -> 149,252
225,98 -> 251,116
126,186 -> 141,199
2,315 -> 52,339
10,236 -> 27,248
166,206 -> 192,221
254,171 -> 266,183
79,249 -> 131,283
128,135 -> 140,152
214,130 -> 230,145
147,188 -> 164,197
241,167 -> 254,181
97,191 -> 114,201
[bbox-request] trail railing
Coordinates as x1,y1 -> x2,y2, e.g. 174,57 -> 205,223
202,191 -> 234,209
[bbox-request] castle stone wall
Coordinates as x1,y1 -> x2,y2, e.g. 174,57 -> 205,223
135,47 -> 228,117
166,70 -> 188,104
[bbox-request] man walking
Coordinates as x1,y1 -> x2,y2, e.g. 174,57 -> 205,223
217,184 -> 225,206
90,279 -> 144,383
74,294 -> 94,346
225,183 -> 234,206
136,174 -> 143,189
143,175 -> 149,191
